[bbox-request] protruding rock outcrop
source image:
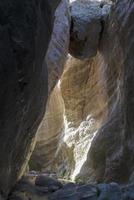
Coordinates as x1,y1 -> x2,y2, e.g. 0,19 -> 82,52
69,0 -> 111,59
0,0 -> 61,197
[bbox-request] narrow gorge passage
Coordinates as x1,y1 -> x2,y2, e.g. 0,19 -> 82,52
0,0 -> 134,200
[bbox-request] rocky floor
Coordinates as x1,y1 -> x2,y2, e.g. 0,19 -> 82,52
8,172 -> 134,200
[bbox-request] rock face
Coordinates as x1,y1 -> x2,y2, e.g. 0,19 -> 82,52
30,85 -> 64,171
46,0 -> 70,93
29,0 -> 70,172
51,0 -> 134,185
54,54 -> 107,180
80,0 -> 134,184
61,56 -> 107,128
69,0 -> 111,59
29,0 -> 112,181
0,0 -> 61,197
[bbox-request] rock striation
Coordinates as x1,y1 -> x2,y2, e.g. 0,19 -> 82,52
50,0 -> 134,185
29,0 -> 70,173
1,0 -> 134,198
30,85 -> 64,171
84,0 -> 134,184
0,0 -> 61,197
54,54 -> 107,181
46,0 -> 70,92
69,0 -> 111,59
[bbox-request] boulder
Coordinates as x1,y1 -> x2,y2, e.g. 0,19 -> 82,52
69,0 -> 110,59
35,175 -> 63,192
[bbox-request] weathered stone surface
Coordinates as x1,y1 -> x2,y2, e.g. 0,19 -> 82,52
61,56 -> 107,127
97,183 -> 122,200
51,0 -> 134,185
30,0 -> 70,172
46,0 -> 70,92
30,85 -> 64,171
54,55 -> 107,180
69,0 -> 111,59
35,175 -> 63,192
9,174 -> 134,200
81,0 -> 134,184
0,0 -> 61,197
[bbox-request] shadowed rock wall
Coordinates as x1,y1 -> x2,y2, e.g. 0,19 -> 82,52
0,0 -> 61,197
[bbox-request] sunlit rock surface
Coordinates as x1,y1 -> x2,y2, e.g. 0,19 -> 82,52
30,85 -> 64,171
22,0 -> 134,189
50,0 -> 134,184
30,0 -> 70,173
52,55 -> 107,181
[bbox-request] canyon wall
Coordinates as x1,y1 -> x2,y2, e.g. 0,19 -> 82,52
30,85 -> 64,171
63,0 -> 134,184
2,0 -> 134,198
49,0 -> 111,181
32,0 -> 134,185
84,0 -> 134,184
55,54 -> 107,180
30,0 -> 70,173
0,0 -> 61,197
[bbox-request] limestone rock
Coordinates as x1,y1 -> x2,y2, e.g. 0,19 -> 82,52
30,85 -> 64,171
30,0 -> 70,172
97,183 -> 122,200
58,0 -> 134,184
81,0 -> 134,183
61,56 -> 107,127
69,0 -> 102,59
0,0 -> 61,197
10,175 -> 134,200
35,175 -> 63,192
46,0 -> 70,92
54,55 -> 107,180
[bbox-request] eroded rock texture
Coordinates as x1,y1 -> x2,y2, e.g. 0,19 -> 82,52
81,0 -> 134,184
29,0 -> 70,173
52,0 -> 134,185
46,0 -> 70,92
69,0 -> 111,59
0,0 -> 61,197
30,85 -> 64,171
53,55 -> 107,180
